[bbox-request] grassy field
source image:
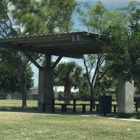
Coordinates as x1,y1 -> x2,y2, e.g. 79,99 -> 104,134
0,100 -> 140,140
0,100 -> 38,110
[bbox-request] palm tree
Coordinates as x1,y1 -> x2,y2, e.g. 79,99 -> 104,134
54,61 -> 83,100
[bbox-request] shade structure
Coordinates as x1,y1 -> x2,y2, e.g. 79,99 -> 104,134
0,31 -> 102,58
0,31 -> 103,112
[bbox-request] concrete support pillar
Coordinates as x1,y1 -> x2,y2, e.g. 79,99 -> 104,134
23,52 -> 62,113
118,78 -> 134,113
38,54 -> 54,113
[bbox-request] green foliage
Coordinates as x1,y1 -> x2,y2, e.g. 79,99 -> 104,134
77,1 -> 125,98
0,67 -> 18,93
76,1 -> 140,98
57,92 -> 64,99
54,61 -> 82,97
101,8 -> 140,81
82,53 -> 108,98
95,64 -> 118,97
77,1 -> 139,33
0,0 -> 18,37
54,61 -> 82,87
77,1 -> 109,33
10,0 -> 77,35
25,66 -> 34,91
95,87 -> 106,97
0,60 -> 34,93
77,89 -> 90,99
130,9 -> 140,32
101,25 -> 130,80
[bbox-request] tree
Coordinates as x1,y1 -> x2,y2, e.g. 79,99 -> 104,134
0,0 -> 17,38
10,0 -> 77,35
0,61 -> 33,93
130,9 -> 140,94
78,73 -> 90,99
0,49 -> 35,105
0,61 -> 19,93
95,66 -> 118,98
0,0 -> 30,107
99,7 -> 140,84
9,0 -> 77,108
54,61 -> 82,100
76,2 -> 111,99
76,1 -> 140,99
77,1 -> 108,33
82,54 -> 107,99
98,7 -> 140,113
25,66 -> 34,91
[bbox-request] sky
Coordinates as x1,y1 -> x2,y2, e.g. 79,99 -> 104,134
32,0 -> 140,86
77,0 -> 140,5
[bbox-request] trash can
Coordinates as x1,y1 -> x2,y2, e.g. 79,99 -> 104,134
98,96 -> 112,116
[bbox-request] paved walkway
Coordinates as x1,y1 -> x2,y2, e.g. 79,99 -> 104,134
109,117 -> 140,122
81,114 -> 140,121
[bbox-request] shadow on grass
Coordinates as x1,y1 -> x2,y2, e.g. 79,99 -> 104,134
0,106 -> 38,113
2,106 -> 140,119
114,112 -> 140,119
0,106 -> 101,115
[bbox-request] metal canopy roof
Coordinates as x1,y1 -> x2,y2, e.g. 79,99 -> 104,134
0,31 -> 102,58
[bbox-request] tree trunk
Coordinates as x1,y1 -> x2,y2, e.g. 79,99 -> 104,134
20,70 -> 27,108
22,89 -> 27,108
90,85 -> 95,108
64,81 -> 71,104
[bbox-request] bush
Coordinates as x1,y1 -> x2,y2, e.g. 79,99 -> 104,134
58,92 -> 64,98
77,90 -> 90,99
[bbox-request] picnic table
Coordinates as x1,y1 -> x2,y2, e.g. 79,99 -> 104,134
39,98 -> 117,113
38,98 -> 96,113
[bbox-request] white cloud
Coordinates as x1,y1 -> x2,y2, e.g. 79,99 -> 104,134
59,58 -> 70,63
52,56 -> 71,63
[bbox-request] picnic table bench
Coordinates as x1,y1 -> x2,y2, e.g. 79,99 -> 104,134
54,103 -> 91,113
41,98 -> 118,113
41,98 -> 95,113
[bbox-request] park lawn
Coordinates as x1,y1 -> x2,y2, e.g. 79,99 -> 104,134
0,112 -> 140,140
0,100 -> 140,139
0,100 -> 38,110
0,100 -> 38,107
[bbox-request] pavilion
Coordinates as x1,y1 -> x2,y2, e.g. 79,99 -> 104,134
0,31 -> 134,113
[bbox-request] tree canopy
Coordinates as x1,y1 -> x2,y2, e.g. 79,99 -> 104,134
10,0 -> 77,35
54,61 -> 82,98
101,8 -> 140,82
0,61 -> 34,93
75,1 -> 140,98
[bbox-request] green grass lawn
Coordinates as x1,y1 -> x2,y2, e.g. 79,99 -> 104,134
0,111 -> 140,140
0,100 -> 140,140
